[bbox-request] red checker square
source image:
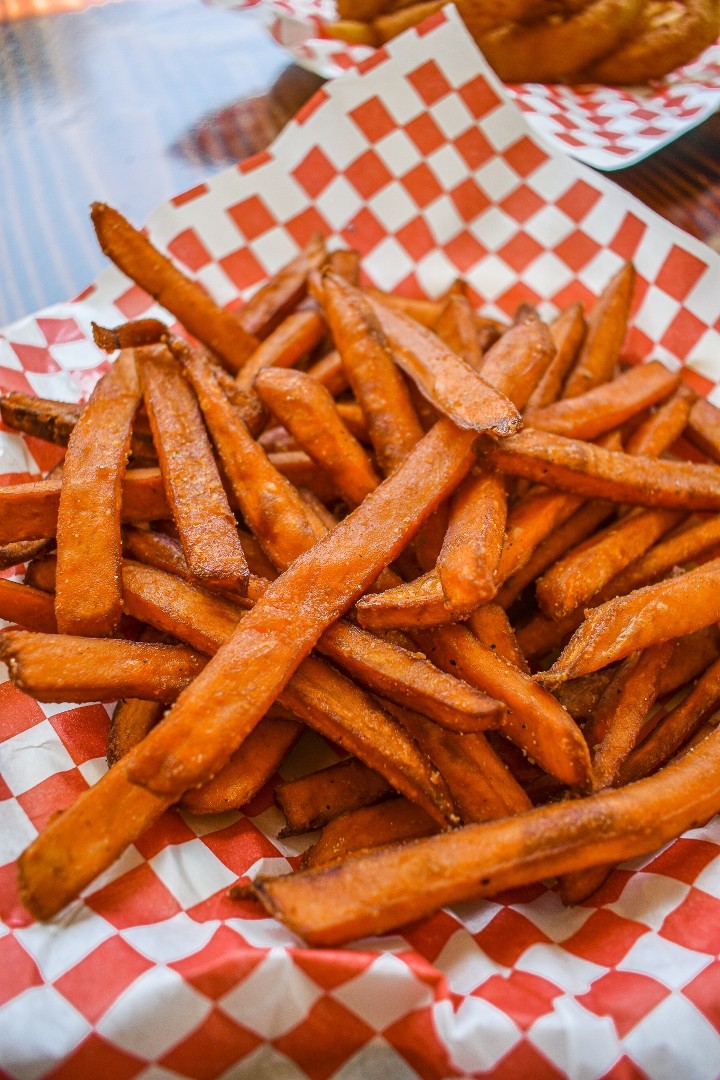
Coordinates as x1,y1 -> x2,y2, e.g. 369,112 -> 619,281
659,886 -> 720,953
407,60 -> 452,106
643,837 -> 720,885
682,958 -> 720,1027
454,126 -> 495,171
219,246 -> 267,292
10,343 -> 60,376
200,815 -> 283,875
577,971 -> 670,1039
86,862 -> 182,928
556,180 -> 603,223
0,367 -> 35,395
503,136 -> 548,179
450,177 -> 491,224
160,1006 -> 261,1080
384,1006 -> 459,1080
562,909 -> 649,966
474,907 -> 551,967
186,887 -> 267,925
170,925 -> 266,999
490,1040 -> 564,1080
172,182 -> 209,208
227,194 -> 276,238
291,946 -> 376,993
402,162 -> 444,210
624,324 -> 656,366
457,74 -> 502,122
404,113 -> 446,157
349,97 -> 398,143
341,207 -> 387,256
0,775 -> 12,800
396,216 -> 437,263
44,1035 -> 144,1080
443,232 -> 488,276
415,8 -> 446,35
285,206 -> 333,248
600,1055 -> 651,1080
53,936 -> 153,1024
0,934 -> 43,1006
22,432 -> 65,475
500,185 -> 546,225
660,307 -> 709,360
654,245 -> 709,303
273,995 -> 375,1080
572,869 -> 635,909
36,318 -> 85,346
496,281 -> 542,318
166,228 -> 212,274
497,231 -> 546,275
47,704 -> 109,765
114,284 -> 156,320
17,769 -> 89,832
474,970 -> 562,1031
610,212 -> 648,263
0,681 -> 45,740
345,149 -> 393,201
680,365 -> 714,398
134,808 -> 195,859
401,909 -> 462,964
554,229 -> 604,274
290,147 -> 337,201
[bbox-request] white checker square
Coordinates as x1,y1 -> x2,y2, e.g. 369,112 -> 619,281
226,914 -> 301,949
422,196 -> 464,247
467,254 -> 518,303
315,176 -> 365,231
616,931 -> 710,989
524,203 -> 576,248
691,856 -> 720,898
0,431 -> 41,477
197,262 -> 242,309
509,889 -> 594,942
121,914 -> 217,964
367,183 -> 421,234
3,320 -> 48,347
414,248 -> 465,298
331,1037 -> 420,1080
50,339 -> 103,372
624,992 -> 720,1080
0,798 -> 36,863
77,756 -> 109,787
219,947 -> 323,1038
450,897 -> 502,935
430,95 -> 475,141
437,994 -> 520,1074
528,158 -> 587,203
148,838 -> 237,908
515,943 -> 607,996
361,238 -> 416,290
685,332 -> 720,384
0,337 -> 24,371
96,966 -> 211,1058
577,248 -> 628,298
519,252 -> 577,300
529,995 -> 621,1080
0,721 -> 75,797
244,227 -> 300,281
218,1043 -> 306,1079
471,206 -> 519,252
16,909 -> 114,982
475,157 -> 521,202
434,929 -> 505,994
605,870 -> 690,931
25,369 -> 84,404
634,284 -> 683,345
426,144 -> 471,190
331,953 -> 433,1030
0,986 -> 91,1080
376,129 -> 423,176
134,1068 -> 187,1080
481,105 -> 527,154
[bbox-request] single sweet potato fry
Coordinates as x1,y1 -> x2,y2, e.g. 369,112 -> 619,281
233,310 -> 326,394
525,302 -> 586,409
524,360 -> 680,441
538,558 -> 720,687
91,202 -> 259,371
415,623 -> 592,789
0,630 -> 207,703
137,344 -> 249,591
436,470 -> 507,613
55,348 -> 142,636
255,367 -> 381,507
0,538 -> 54,573
467,603 -> 530,673
477,313 -> 556,410
276,758 -> 392,836
561,262 -> 635,398
305,349 -> 349,397
252,721 -> 720,946
606,512 -> 720,599
624,384 -> 695,456
483,428 -> 720,511
234,235 -> 327,339
91,317 -> 169,352
0,392 -> 80,446
107,699 -> 164,768
0,580 -> 57,633
434,293 -> 484,370
685,395 -> 720,463
301,798 -> 438,870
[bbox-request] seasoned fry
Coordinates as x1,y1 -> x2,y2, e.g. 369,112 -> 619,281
525,303 -> 586,409
0,580 -> 57,633
624,383 -> 696,456
91,203 -> 260,371
0,538 -> 53,573
538,557 -> 720,686
254,367 -> 381,507
0,630 -> 207,704
322,274 -> 424,475
107,699 -> 164,768
606,512 -> 720,597
467,603 -> 530,673
137,344 -> 250,591
253,722 -> 720,946
276,759 -> 392,836
300,798 -> 438,870
435,470 -> 507,613
561,262 -> 635,398
233,310 -> 326,394
55,348 -> 142,636
91,317 -> 168,352
1,392 -> 80,446
235,234 -> 327,339
434,293 -> 484,370
483,428 -> 720,510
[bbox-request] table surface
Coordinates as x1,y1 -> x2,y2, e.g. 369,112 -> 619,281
1,0 -> 720,329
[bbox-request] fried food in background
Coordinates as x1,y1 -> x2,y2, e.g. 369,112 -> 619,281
329,0 -> 720,86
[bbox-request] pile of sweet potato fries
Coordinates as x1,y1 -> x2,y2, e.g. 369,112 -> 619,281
3,204 -> 720,946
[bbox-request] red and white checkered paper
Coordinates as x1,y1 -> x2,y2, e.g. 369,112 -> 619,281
211,0 -> 720,170
2,10 -> 720,1078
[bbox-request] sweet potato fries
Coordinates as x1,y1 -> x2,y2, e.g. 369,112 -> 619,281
4,209 -> 720,947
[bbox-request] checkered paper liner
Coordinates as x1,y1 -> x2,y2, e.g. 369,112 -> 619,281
210,0 -> 720,170
2,9 -> 720,1078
